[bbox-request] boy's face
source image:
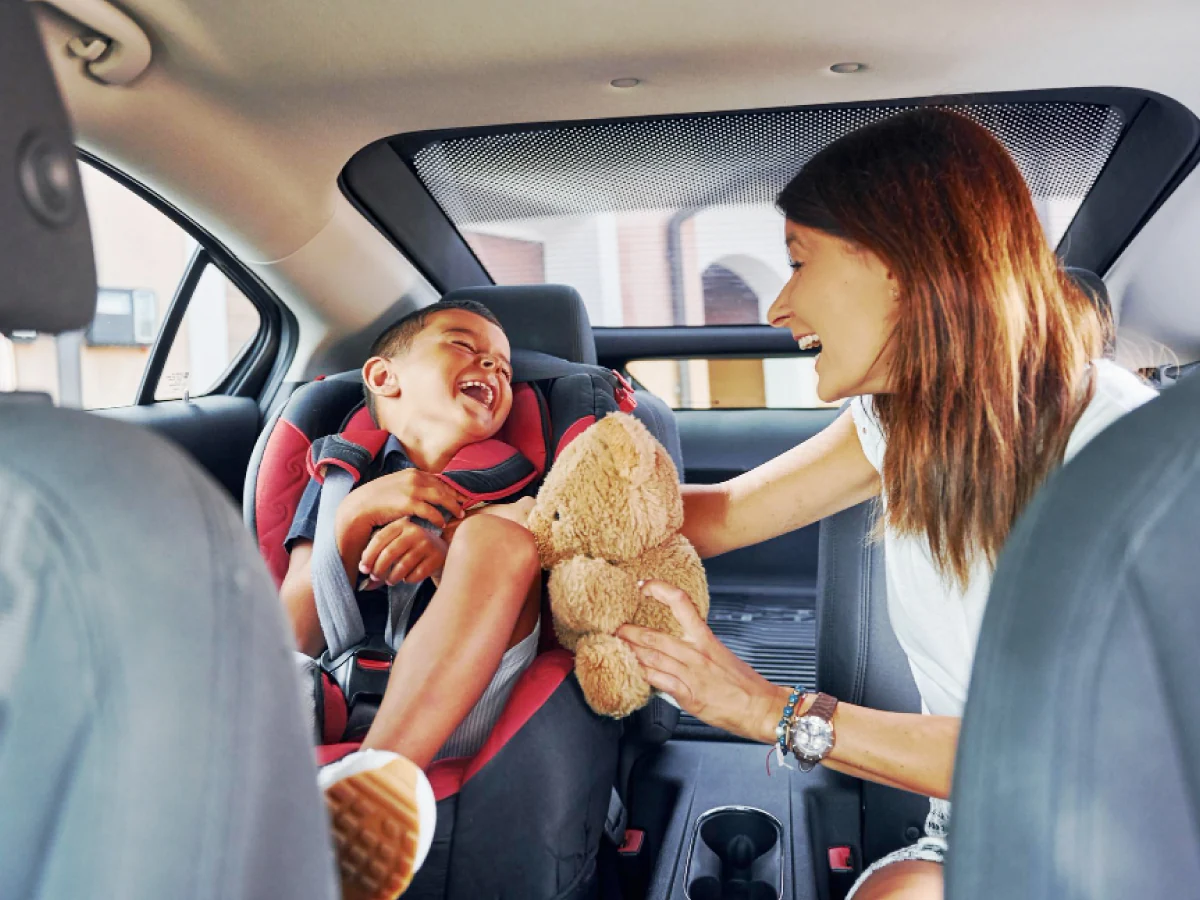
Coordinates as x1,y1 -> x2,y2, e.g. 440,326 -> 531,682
366,309 -> 514,444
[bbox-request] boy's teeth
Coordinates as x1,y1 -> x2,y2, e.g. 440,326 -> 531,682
461,381 -> 494,407
798,334 -> 822,351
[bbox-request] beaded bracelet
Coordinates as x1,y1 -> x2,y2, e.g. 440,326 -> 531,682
775,685 -> 805,758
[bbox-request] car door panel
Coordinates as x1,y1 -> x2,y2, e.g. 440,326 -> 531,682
96,397 -> 260,503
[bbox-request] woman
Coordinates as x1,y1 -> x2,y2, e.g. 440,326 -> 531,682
618,108 -> 1156,899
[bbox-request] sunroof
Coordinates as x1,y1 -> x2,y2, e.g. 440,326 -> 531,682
405,102 -> 1125,328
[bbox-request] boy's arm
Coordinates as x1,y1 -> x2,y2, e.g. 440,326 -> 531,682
280,492 -> 392,657
279,541 -> 324,657
443,496 -> 536,538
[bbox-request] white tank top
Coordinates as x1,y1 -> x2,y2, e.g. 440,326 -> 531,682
850,360 -> 1156,717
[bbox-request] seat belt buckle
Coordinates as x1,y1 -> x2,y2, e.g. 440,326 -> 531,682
828,845 -> 855,873
618,829 -> 645,857
604,787 -> 628,846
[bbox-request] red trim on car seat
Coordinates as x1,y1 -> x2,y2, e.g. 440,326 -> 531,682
255,418 -> 314,587
464,650 -> 573,779
499,384 -> 546,474
345,407 -> 373,430
427,758 -> 469,801
314,654 -> 574,799
426,650 -> 574,800
320,671 -> 349,745
315,742 -> 361,767
434,439 -> 541,502
555,415 -> 596,459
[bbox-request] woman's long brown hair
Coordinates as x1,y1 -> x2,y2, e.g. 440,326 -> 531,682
778,108 -> 1108,586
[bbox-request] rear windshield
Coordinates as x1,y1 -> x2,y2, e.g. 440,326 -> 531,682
408,103 -> 1124,328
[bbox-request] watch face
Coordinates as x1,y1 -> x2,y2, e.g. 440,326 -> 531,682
791,715 -> 834,758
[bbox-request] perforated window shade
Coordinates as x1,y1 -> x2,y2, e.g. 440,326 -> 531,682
401,102 -> 1125,327
410,103 -> 1123,225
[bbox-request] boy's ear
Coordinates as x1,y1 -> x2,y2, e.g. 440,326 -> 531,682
363,356 -> 401,400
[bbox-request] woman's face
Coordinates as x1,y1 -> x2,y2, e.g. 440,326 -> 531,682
766,220 -> 900,402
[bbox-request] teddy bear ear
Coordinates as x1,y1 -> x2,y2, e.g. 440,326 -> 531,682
594,413 -> 658,485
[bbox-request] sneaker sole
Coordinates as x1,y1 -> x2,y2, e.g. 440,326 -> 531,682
325,755 -> 425,900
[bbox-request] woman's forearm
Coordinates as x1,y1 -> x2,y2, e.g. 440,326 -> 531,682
822,703 -> 959,799
679,413 -> 881,561
759,685 -> 959,799
680,483 -> 734,559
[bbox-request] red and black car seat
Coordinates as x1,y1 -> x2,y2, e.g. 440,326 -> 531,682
243,285 -> 682,898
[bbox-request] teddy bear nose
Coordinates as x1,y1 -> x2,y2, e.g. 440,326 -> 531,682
553,510 -> 561,521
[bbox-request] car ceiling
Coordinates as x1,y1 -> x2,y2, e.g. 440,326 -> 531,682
31,0 -> 1200,368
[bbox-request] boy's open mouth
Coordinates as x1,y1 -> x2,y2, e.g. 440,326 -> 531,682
796,333 -> 822,351
459,380 -> 495,410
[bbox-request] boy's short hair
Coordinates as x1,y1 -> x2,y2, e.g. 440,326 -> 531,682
363,298 -> 504,420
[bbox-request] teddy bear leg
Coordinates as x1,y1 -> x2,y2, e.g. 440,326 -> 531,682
574,633 -> 654,719
553,620 -> 582,651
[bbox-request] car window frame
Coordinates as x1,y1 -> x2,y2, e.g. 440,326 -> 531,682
79,150 -> 296,411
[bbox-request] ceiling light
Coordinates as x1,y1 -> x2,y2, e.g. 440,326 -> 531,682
610,77 -> 641,88
829,62 -> 867,74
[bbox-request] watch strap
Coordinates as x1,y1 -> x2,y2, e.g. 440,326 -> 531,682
807,692 -> 838,724
794,692 -> 838,772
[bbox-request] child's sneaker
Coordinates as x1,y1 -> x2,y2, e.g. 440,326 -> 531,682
318,749 -> 437,900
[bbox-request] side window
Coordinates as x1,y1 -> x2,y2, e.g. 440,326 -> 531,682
154,266 -> 261,401
627,357 -> 839,410
0,162 -> 261,408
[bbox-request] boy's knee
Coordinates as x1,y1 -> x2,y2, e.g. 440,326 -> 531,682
457,514 -> 540,574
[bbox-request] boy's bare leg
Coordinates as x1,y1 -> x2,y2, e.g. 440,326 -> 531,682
362,514 -> 541,768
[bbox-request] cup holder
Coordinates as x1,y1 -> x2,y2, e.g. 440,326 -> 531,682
685,806 -> 783,900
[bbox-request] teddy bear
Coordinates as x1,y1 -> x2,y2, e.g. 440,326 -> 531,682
526,412 -> 710,718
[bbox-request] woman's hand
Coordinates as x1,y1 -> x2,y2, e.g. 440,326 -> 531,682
618,580 -> 790,743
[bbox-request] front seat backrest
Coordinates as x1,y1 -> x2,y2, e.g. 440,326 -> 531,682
0,4 -> 334,896
948,371 -> 1200,899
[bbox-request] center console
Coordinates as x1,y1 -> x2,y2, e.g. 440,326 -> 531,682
684,805 -> 785,900
629,741 -> 868,900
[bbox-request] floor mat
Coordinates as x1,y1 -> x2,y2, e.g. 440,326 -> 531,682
675,589 -> 817,739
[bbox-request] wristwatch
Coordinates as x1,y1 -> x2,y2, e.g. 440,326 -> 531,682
789,692 -> 838,772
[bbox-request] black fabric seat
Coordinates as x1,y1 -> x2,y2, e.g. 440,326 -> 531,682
948,355 -> 1200,898
816,500 -> 930,875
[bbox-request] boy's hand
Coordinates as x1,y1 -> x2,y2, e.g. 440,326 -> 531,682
340,469 -> 468,534
359,519 -> 449,587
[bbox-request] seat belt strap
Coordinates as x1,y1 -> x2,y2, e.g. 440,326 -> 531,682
311,467 -> 366,659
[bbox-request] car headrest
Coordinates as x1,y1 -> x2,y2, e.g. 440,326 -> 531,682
1,1 -> 96,335
440,284 -> 596,365
1066,266 -> 1109,315
1065,266 -> 1116,357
